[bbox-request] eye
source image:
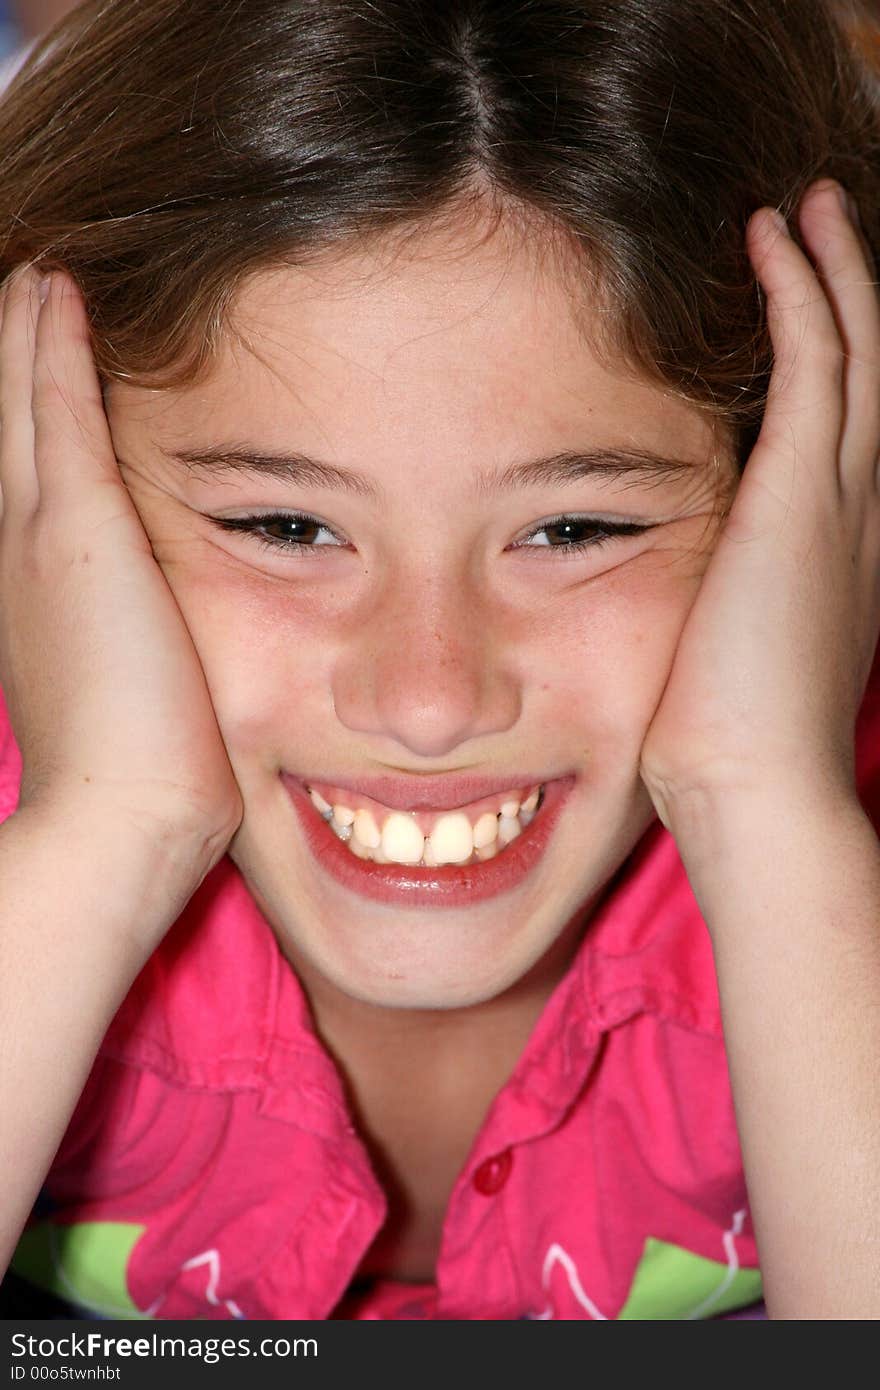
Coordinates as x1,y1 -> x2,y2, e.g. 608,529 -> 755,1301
511,515 -> 654,553
207,512 -> 347,554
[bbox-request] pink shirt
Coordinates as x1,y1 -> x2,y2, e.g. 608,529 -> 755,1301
4,647 -> 880,1320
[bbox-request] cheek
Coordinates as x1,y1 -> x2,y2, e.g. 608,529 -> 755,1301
156,537 -> 708,773
157,564 -> 347,763
521,557 -> 706,772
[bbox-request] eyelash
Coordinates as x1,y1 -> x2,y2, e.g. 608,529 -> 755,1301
211,513 -> 346,554
510,514 -> 652,553
208,512 -> 653,556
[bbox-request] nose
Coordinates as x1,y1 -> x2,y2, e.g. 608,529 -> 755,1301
330,575 -> 522,760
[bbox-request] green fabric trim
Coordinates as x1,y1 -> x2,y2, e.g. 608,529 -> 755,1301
11,1219 -> 147,1319
618,1237 -> 763,1319
10,1219 -> 763,1321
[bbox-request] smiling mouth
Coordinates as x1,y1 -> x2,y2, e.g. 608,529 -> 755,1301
303,782 -> 546,869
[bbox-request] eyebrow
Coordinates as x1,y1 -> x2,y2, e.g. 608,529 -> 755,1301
164,444 -> 699,497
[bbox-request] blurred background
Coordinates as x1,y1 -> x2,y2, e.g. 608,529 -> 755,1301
0,0 -> 77,80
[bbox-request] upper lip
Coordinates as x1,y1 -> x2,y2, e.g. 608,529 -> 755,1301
287,772 -> 556,812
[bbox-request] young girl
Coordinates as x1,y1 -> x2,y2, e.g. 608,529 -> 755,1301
0,0 -> 879,1321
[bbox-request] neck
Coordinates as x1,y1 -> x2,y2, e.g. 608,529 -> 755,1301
280,899 -> 593,1062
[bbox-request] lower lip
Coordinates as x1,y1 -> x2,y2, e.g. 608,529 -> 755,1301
281,774 -> 575,908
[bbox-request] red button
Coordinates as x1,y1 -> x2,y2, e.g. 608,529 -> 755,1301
472,1149 -> 513,1195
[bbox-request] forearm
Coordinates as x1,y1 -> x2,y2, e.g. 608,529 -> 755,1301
669,783 -> 880,1319
0,805 -> 193,1276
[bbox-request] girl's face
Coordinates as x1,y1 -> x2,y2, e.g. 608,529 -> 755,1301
107,218 -> 733,1011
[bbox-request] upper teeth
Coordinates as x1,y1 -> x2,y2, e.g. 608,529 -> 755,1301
305,784 -> 544,866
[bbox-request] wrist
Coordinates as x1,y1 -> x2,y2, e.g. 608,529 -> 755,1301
661,772 -> 867,875
660,781 -> 880,962
5,798 -> 214,959
16,780 -> 231,877
675,778 -> 880,905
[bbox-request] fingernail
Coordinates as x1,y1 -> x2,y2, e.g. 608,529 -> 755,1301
846,191 -> 862,230
767,209 -> 790,237
38,274 -> 51,304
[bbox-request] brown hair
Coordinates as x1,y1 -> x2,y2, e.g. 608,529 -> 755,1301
0,0 -> 878,466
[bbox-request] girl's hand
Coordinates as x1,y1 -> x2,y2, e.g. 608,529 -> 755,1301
639,179 -> 880,829
0,267 -> 243,899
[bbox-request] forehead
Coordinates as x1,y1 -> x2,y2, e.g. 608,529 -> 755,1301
110,216 -> 721,470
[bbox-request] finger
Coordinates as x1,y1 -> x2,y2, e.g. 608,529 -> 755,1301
796,180 -> 880,484
0,266 -> 40,519
31,271 -> 119,509
745,204 -> 845,501
0,276 -> 5,522
845,190 -> 877,281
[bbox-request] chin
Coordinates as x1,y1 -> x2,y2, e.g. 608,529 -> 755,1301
271,902 -> 564,1012
226,769 -> 657,1014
